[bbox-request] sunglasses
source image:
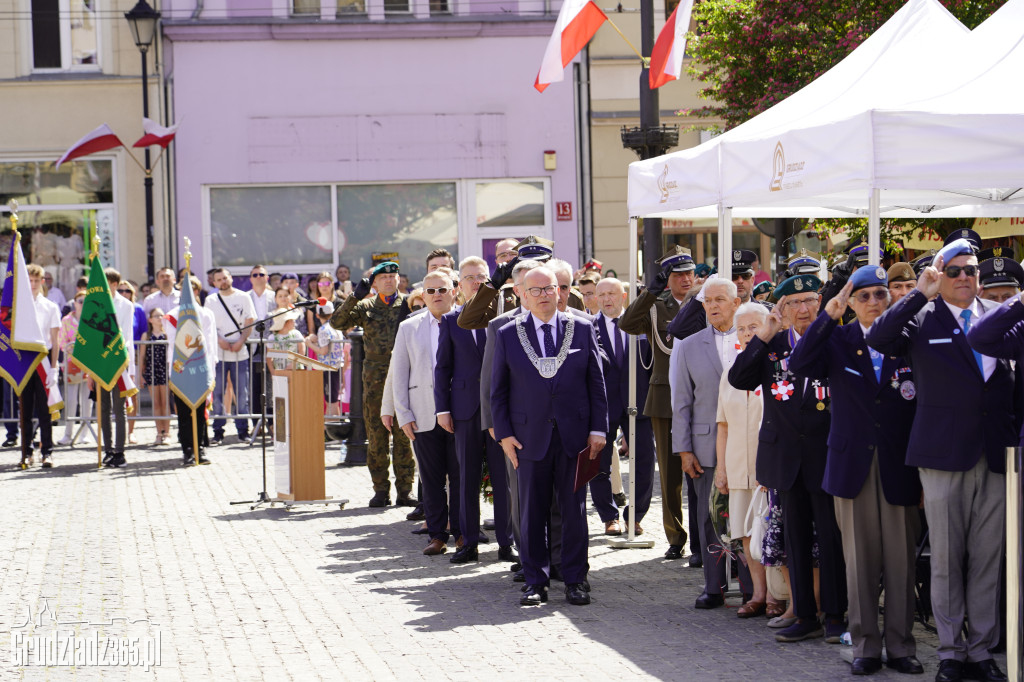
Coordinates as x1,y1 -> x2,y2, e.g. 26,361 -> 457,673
117,288 -> 132,295
251,272 -> 267,278
424,287 -> 450,295
943,264 -> 978,278
853,289 -> 888,303
732,272 -> 753,281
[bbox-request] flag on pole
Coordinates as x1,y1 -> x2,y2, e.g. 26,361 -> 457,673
649,0 -> 695,89
535,0 -> 608,92
133,118 -> 179,149
70,255 -> 129,391
168,271 -> 213,410
0,231 -> 47,394
55,124 -> 124,170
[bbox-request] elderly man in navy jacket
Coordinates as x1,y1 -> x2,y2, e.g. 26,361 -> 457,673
491,265 -> 608,607
868,239 -> 1015,682
789,265 -> 923,676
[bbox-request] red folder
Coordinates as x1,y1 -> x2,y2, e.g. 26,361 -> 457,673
574,444 -> 601,492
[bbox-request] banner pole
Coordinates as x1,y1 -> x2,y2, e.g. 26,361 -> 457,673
192,407 -> 200,466
96,387 -> 103,468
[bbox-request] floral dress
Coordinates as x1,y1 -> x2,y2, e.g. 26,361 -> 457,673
144,333 -> 168,386
761,488 -> 819,567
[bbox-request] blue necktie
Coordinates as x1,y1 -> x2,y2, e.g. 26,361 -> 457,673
869,347 -> 883,383
959,309 -> 985,374
541,323 -> 556,358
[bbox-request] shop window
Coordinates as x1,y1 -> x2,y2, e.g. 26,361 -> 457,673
32,0 -> 100,71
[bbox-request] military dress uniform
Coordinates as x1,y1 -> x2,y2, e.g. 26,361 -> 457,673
330,265 -> 415,503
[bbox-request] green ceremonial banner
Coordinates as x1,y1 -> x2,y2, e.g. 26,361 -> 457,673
70,255 -> 128,391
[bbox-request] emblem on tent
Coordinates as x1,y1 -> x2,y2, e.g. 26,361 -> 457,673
658,164 -> 678,204
770,142 -> 785,192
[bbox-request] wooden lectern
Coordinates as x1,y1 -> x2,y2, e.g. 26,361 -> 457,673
267,350 -> 335,503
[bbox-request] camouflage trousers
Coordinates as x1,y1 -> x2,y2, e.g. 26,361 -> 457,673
363,364 -> 414,495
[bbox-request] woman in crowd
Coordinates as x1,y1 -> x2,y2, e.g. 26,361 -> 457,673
57,292 -> 91,446
140,307 -> 171,445
307,271 -> 345,335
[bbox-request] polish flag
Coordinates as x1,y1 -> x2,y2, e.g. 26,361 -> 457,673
55,124 -> 123,169
535,0 -> 607,92
133,118 -> 179,149
649,0 -> 694,89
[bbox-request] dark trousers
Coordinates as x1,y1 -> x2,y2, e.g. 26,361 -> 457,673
20,373 -> 52,458
517,435 -> 589,586
652,416 -> 686,546
484,432 -> 514,548
455,415 -> 512,548
687,475 -> 701,556
412,424 -> 459,543
2,381 -> 19,439
173,393 -> 208,456
693,465 -> 731,595
506,444 -> 561,562
781,474 -> 848,620
592,413 -> 656,524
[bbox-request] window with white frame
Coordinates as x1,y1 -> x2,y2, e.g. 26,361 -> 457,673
31,0 -> 100,70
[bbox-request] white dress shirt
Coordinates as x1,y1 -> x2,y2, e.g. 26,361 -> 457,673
143,288 -> 181,315
429,314 -> 441,371
712,326 -> 738,371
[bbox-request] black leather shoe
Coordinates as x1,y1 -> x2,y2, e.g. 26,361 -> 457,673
885,656 -> 924,675
963,660 -> 1007,682
664,545 -> 683,560
395,494 -> 418,507
935,660 -> 964,682
105,454 -> 127,468
498,546 -> 519,563
520,585 -> 548,606
478,533 -> 490,544
103,452 -> 115,466
824,617 -> 847,644
2,437 -> 16,447
688,554 -> 704,568
450,545 -> 478,564
565,583 -> 591,606
411,525 -> 429,535
512,569 -> 525,583
613,492 -> 627,507
694,591 -> 724,609
405,504 -> 425,521
368,492 -> 391,508
852,657 -> 883,676
182,454 -> 195,466
509,562 -> 522,572
482,518 -> 496,530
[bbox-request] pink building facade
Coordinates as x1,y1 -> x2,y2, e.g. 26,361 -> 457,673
162,4 -> 585,283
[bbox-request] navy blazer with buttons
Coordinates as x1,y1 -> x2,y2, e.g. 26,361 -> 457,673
728,331 -> 831,492
788,311 -> 921,505
434,308 -> 487,422
867,290 -> 1015,473
593,311 -> 652,422
967,295 -> 1024,447
491,311 -> 608,461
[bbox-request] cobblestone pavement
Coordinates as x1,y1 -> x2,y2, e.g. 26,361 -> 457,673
0,422 -> 1005,681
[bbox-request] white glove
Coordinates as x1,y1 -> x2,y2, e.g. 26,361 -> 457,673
46,364 -> 59,387
695,273 -> 720,303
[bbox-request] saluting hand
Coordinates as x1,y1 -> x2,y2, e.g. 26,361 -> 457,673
758,298 -> 785,341
916,255 -> 943,300
825,280 -> 853,321
588,434 -> 606,460
501,436 -> 522,469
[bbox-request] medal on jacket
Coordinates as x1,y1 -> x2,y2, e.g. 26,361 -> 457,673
812,380 -> 827,410
770,380 -> 794,401
516,316 -> 575,379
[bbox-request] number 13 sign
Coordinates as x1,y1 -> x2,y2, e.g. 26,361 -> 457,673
556,202 -> 573,221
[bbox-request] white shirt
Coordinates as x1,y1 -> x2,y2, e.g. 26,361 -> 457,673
32,293 -> 61,351
944,299 -> 996,381
602,313 -> 626,360
713,327 -> 738,370
113,292 -> 137,376
205,289 -> 256,362
143,288 -> 180,315
249,288 -> 274,321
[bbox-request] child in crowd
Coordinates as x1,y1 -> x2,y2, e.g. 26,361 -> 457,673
305,301 -> 345,416
57,292 -> 92,446
266,309 -> 305,376
140,307 -> 171,445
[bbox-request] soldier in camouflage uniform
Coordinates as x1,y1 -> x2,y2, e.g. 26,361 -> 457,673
330,261 -> 417,508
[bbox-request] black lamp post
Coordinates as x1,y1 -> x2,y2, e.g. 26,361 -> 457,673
124,0 -> 161,281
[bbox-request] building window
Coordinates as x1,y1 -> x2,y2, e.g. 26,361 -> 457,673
430,0 -> 450,14
32,0 -> 100,71
0,159 -> 114,301
383,0 -> 410,13
336,0 -> 366,14
291,0 -> 320,14
475,181 -> 544,228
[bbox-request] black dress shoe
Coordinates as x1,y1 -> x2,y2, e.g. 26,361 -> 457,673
512,569 -> 525,583
963,660 -> 1007,682
411,526 -> 429,535
565,583 -> 591,605
405,504 -> 425,521
664,545 -> 683,560
450,545 -> 479,564
935,660 -> 964,682
103,452 -> 115,466
197,453 -> 211,465
694,591 -> 724,609
2,437 -> 16,447
520,585 -> 548,606
482,518 -> 496,530
368,492 -> 391,508
688,554 -> 704,568
852,657 -> 883,676
498,546 -> 519,563
478,533 -> 490,544
183,454 -> 196,466
509,562 -> 522,572
395,494 -> 418,507
885,656 -> 924,675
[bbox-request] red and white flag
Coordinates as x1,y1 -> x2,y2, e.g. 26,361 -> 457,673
133,118 -> 179,149
535,0 -> 607,92
55,124 -> 123,169
649,0 -> 694,89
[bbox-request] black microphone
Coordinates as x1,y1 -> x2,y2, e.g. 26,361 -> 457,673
294,297 -> 327,309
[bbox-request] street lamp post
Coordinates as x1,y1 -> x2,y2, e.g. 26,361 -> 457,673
124,0 -> 161,281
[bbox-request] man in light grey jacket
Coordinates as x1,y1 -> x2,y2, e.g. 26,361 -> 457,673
670,278 -> 742,609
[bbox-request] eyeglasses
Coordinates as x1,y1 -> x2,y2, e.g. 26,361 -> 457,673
496,250 -> 517,260
526,285 -> 557,297
785,297 -> 818,309
944,264 -> 978,278
462,274 -> 488,282
854,289 -> 889,303
424,287 -> 450,295
251,272 -> 267,278
732,272 -> 753,281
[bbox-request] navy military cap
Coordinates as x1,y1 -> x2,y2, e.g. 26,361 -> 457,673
943,228 -> 981,252
979,256 -> 1024,290
657,245 -> 695,273
977,246 -> 1015,262
847,243 -> 883,266
910,250 -> 936,277
515,235 -> 554,261
713,248 -> 757,275
849,264 -> 887,292
774,273 -> 822,298
786,249 -> 820,275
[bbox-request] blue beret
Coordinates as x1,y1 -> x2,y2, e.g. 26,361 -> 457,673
372,261 -> 400,278
774,274 -> 822,298
936,238 -> 974,266
849,265 -> 887,292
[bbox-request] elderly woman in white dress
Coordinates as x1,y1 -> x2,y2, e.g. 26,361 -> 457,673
714,301 -> 768,618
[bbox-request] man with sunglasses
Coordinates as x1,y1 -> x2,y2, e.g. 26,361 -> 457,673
728,273 -> 848,645
869,238 -> 1014,682
789,266 -> 923,676
247,265 -> 275,435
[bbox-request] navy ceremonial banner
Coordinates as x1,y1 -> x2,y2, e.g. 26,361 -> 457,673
0,230 -> 47,394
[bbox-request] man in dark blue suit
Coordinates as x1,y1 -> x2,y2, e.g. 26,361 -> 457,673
869,239 -> 1014,682
435,256 -> 514,565
789,266 -> 923,676
491,265 -> 608,606
591,277 -> 655,536
728,273 -> 848,644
